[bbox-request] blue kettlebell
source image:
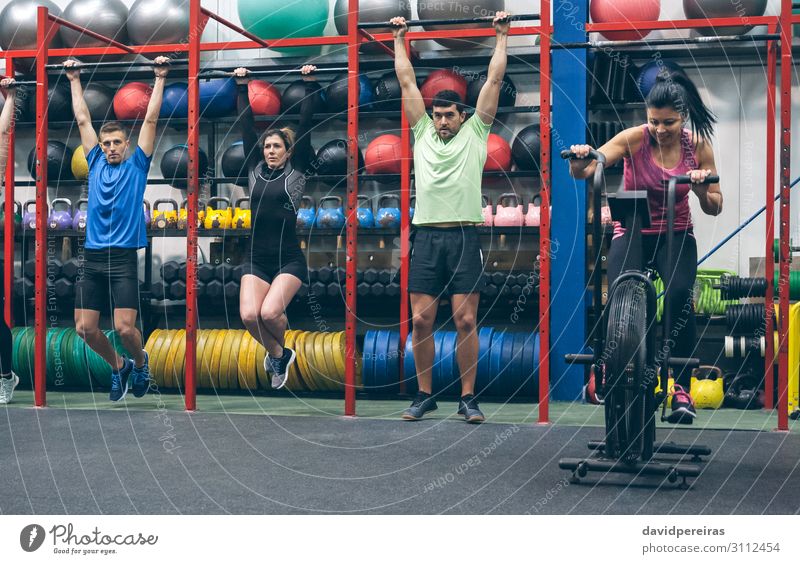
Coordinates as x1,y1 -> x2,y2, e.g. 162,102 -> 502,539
375,194 -> 401,229
409,196 -> 415,221
296,196 -> 316,230
48,198 -> 73,230
22,200 -> 37,231
315,196 -> 345,229
357,195 -> 374,229
73,199 -> 88,231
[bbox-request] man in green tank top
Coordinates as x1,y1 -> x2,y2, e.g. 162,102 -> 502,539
391,12 -> 510,423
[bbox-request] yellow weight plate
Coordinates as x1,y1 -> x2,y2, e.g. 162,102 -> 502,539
144,329 -> 163,386
157,330 -> 174,389
228,330 -> 244,390
201,329 -> 219,389
151,330 -> 172,388
332,331 -> 345,381
282,330 -> 300,391
306,332 -> 327,391
316,332 -> 335,392
174,331 -> 187,390
255,341 -> 268,389
195,330 -> 211,389
144,329 -> 162,356
164,329 -> 185,389
321,332 -> 341,392
237,331 -> 252,390
218,330 -> 236,390
294,331 -> 312,391
246,331 -> 259,391
299,331 -> 317,391
288,330 -> 306,391
209,329 -> 228,390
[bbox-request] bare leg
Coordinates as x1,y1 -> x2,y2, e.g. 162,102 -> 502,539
410,292 -> 440,394
240,274 -> 282,353
451,293 -> 480,396
75,308 -> 122,371
260,274 -> 303,358
113,308 -> 145,367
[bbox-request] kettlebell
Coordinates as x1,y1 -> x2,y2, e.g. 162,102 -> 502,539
177,199 -> 206,229
375,194 -> 401,229
48,198 -> 73,230
524,195 -> 541,227
0,201 -> 19,230
481,195 -> 493,226
204,197 -> 233,229
143,199 -> 151,228
22,200 -> 37,231
296,196 -> 316,230
73,199 -> 89,231
232,198 -> 251,229
600,205 -> 612,225
690,365 -> 724,409
654,375 -> 676,408
152,199 -> 179,229
14,201 -> 21,227
315,196 -> 345,229
494,193 -> 525,227
357,195 -> 374,229
409,196 -> 415,221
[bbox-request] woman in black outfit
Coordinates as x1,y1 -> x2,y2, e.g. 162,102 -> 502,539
0,78 -> 18,403
234,65 -> 317,389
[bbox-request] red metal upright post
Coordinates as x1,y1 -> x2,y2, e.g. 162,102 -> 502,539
185,0 -> 207,412
777,0 -> 793,431
537,1 -> 551,424
344,0 -> 360,416
34,6 -> 58,407
398,37 -> 411,393
764,24 -> 777,410
4,57 -> 15,329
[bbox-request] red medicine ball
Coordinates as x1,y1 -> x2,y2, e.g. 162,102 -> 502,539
113,82 -> 152,120
365,134 -> 409,176
420,70 -> 467,109
484,134 -> 512,171
248,79 -> 281,116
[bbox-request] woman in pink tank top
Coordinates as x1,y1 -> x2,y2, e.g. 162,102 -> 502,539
567,70 -> 722,424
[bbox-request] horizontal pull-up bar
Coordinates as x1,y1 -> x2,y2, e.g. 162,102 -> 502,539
198,66 -> 347,79
1,80 -> 37,87
45,59 -> 185,71
48,14 -> 135,54
199,7 -> 271,49
556,33 -> 781,50
358,13 -> 540,29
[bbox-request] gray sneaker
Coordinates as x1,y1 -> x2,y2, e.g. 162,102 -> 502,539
457,394 -> 486,424
269,347 -> 296,390
0,373 -> 19,404
402,392 -> 438,420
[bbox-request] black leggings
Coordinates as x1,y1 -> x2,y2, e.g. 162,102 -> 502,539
607,232 -> 697,386
0,262 -> 12,376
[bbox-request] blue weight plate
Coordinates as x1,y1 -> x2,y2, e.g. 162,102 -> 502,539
432,331 -> 445,393
403,331 -> 417,394
489,330 -> 505,397
510,332 -> 527,398
498,331 -> 516,398
441,331 -> 458,394
477,327 -> 494,393
387,331 -> 400,390
529,332 -> 541,398
520,332 -> 536,398
362,330 -> 377,390
375,330 -> 391,390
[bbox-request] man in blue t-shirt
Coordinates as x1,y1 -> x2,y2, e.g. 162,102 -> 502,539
66,57 -> 169,402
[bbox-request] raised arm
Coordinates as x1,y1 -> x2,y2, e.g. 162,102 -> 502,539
137,56 -> 170,157
391,17 -> 425,127
691,139 -> 722,216
0,79 -> 17,174
568,126 -> 644,180
65,60 -> 98,155
474,12 -> 510,126
232,67 -> 260,172
292,64 -> 318,172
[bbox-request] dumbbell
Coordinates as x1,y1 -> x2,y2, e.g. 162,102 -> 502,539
307,269 -> 318,283
296,283 -> 309,298
510,284 -> 522,296
335,267 -> 346,284
161,260 -> 181,283
311,281 -> 326,298
357,281 -> 371,296
516,272 -> 531,286
356,270 -> 363,283
370,283 -> 385,297
15,277 -> 33,298
233,264 -> 245,282
198,263 -> 216,283
385,282 -> 399,297
317,266 -> 334,284
378,270 -> 392,285
170,280 -> 187,300
62,258 -> 81,281
499,283 -> 512,297
195,281 -> 206,298
179,262 -> 187,281
48,259 -> 64,279
483,284 -> 498,298
24,259 -> 36,279
363,268 -> 379,284
205,279 -> 223,299
216,263 -> 233,282
491,271 -> 506,285
150,281 -> 169,300
224,281 -> 239,299
55,277 -> 74,298
326,282 -> 341,298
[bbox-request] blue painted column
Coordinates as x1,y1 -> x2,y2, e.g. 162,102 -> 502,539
549,0 -> 588,400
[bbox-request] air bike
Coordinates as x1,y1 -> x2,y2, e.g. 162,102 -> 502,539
558,149 -> 715,487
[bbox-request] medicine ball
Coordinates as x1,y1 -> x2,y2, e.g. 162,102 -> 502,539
365,134 -> 407,178
511,124 -> 541,171
485,133 -> 512,172
248,79 -> 281,116
281,80 -> 326,115
221,141 -> 248,187
160,82 -> 188,119
372,72 -> 403,111
27,141 -> 74,185
83,83 -> 116,121
315,139 -> 364,178
71,144 -> 89,181
636,60 -> 687,99
420,69 -> 467,108
160,144 -> 209,189
113,82 -> 152,120
25,82 -> 73,122
466,73 -> 517,109
199,78 -> 237,118
325,72 -> 374,113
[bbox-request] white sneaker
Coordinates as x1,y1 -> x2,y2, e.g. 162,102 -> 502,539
0,373 -> 19,404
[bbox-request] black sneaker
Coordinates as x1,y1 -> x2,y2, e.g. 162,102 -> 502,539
402,392 -> 438,420
457,394 -> 486,424
131,351 -> 151,398
109,359 -> 133,403
667,385 -> 697,424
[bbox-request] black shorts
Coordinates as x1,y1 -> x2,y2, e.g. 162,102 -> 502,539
409,226 -> 486,296
74,248 -> 141,312
243,256 -> 308,284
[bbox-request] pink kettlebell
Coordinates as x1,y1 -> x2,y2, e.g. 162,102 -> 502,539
600,205 -> 612,225
494,193 -> 524,227
481,195 -> 493,226
524,195 -> 541,227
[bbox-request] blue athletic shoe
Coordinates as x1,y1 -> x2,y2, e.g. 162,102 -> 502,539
109,359 -> 133,403
131,351 -> 151,398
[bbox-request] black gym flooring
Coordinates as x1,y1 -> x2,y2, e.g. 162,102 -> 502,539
1,394 -> 799,514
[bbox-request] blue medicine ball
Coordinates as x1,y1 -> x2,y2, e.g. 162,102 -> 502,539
636,60 -> 687,99
199,78 -> 237,117
160,82 -> 188,119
